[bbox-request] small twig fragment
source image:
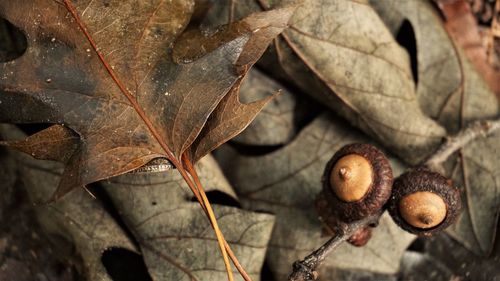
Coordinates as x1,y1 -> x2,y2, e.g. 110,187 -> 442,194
425,118 -> 500,171
287,213 -> 381,281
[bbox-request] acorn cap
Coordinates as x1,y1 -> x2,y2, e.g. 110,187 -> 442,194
388,167 -> 462,236
322,143 -> 393,222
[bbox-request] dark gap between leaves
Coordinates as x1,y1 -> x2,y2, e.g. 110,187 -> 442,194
87,183 -> 141,249
0,17 -> 27,62
255,64 -> 326,136
429,0 -> 446,21
101,248 -> 153,281
407,237 -> 426,253
396,20 -> 419,85
16,123 -> 54,136
227,141 -> 284,156
190,190 -> 241,208
260,261 -> 276,281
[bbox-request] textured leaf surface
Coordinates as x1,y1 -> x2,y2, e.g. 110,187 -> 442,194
216,114 -> 414,279
1,124 -> 137,281
102,156 -> 275,281
371,0 -> 500,256
261,0 -> 446,164
233,69 -> 299,146
0,0 -> 292,198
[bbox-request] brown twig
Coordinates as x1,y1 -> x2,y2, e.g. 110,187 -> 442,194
287,118 -> 500,281
425,118 -> 500,172
287,213 -> 381,281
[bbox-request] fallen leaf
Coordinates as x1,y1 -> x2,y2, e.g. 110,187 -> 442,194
232,68 -> 298,146
1,124 -> 78,162
0,124 -> 139,281
371,0 -> 500,256
101,155 -> 275,281
187,78 -> 275,163
398,251 -> 454,281
0,0 -> 292,199
436,0 -> 500,97
424,233 -> 500,280
201,0 -> 448,165
216,113 -> 414,280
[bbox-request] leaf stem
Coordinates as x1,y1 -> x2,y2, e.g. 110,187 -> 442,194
181,158 -> 234,281
62,1 -> 245,280
182,156 -> 253,281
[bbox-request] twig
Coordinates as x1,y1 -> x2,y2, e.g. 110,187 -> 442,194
287,118 -> 500,281
425,118 -> 500,171
288,213 -> 381,281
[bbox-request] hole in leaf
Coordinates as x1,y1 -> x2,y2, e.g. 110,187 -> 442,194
396,20 -> 418,84
101,248 -> 153,281
0,17 -> 27,62
190,190 -> 241,208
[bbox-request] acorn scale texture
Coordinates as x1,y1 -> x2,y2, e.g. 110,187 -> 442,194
388,167 -> 462,236
321,143 -> 393,222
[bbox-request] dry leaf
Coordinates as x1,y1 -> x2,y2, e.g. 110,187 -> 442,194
216,113 -> 414,280
0,124 -> 138,281
398,251 -> 454,281
203,0 -> 448,164
0,0 -> 292,199
187,78 -> 275,162
233,69 -> 298,146
101,155 -> 275,281
436,0 -> 500,96
371,0 -> 500,256
424,233 -> 500,280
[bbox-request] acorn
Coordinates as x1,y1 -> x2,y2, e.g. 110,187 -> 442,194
388,167 -> 461,236
320,143 -> 393,222
347,226 -> 373,247
315,195 -> 373,247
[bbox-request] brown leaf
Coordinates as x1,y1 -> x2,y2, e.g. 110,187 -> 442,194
216,114 -> 414,280
436,0 -> 500,97
101,155 -> 275,281
205,0 -> 448,164
371,0 -> 500,256
189,78 -> 275,162
233,69 -> 300,146
0,124 -> 138,281
0,0 -> 292,199
0,125 -> 78,162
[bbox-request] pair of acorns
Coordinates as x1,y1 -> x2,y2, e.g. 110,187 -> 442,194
316,143 -> 461,246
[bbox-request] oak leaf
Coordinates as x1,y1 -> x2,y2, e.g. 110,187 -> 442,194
216,114 -> 414,280
203,0 -> 447,164
371,0 -> 500,256
0,0 -> 292,199
102,156 -> 275,281
1,124 -> 138,281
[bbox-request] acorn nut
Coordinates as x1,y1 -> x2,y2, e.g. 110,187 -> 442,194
347,226 -> 373,247
321,143 -> 393,222
388,167 -> 461,236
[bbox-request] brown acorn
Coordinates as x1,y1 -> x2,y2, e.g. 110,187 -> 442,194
347,226 -> 373,247
388,167 -> 461,236
315,195 -> 373,247
320,143 -> 393,222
